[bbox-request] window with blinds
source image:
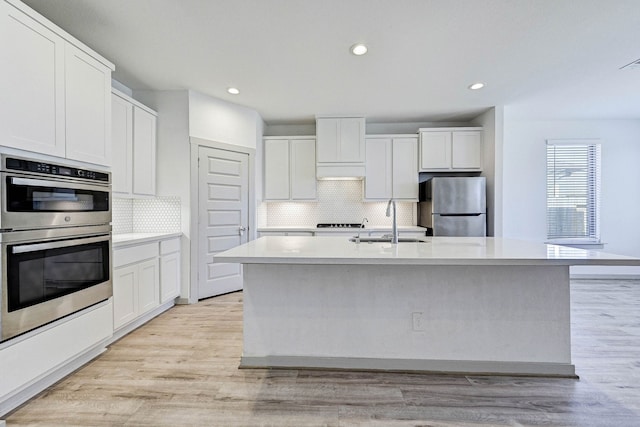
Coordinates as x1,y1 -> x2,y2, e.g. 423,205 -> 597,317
546,140 -> 601,242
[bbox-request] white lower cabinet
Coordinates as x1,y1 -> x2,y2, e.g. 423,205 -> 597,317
160,238 -> 181,304
112,264 -> 138,328
112,236 -> 181,331
137,259 -> 160,315
112,243 -> 159,330
0,302 -> 112,416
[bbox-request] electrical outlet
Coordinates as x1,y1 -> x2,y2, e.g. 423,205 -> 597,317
411,312 -> 424,331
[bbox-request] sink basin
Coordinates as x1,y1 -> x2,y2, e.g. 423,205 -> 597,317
349,236 -> 428,243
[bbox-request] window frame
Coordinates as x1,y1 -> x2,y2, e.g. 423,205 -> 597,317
545,139 -> 601,245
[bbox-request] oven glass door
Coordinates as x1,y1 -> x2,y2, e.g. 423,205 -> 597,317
5,176 -> 109,213
7,235 -> 110,312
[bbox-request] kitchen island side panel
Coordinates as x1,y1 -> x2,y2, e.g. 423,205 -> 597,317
242,264 -> 572,373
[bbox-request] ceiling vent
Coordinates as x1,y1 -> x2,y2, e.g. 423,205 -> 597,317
620,58 -> 640,70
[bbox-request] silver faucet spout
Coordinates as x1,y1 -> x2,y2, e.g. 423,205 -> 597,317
385,199 -> 398,244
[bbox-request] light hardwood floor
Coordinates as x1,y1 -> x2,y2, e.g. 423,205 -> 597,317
5,279 -> 640,426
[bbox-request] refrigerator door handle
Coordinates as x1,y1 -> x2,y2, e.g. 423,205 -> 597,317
438,213 -> 483,217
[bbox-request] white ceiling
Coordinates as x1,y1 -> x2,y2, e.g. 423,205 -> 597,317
21,0 -> 640,124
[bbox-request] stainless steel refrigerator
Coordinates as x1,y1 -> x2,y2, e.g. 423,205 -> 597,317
418,177 -> 486,236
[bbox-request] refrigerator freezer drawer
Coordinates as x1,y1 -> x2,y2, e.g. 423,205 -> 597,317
432,214 -> 486,237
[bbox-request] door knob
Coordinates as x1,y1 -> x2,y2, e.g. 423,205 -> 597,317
239,226 -> 247,236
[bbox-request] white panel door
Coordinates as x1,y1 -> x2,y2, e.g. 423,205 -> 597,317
0,2 -> 65,157
198,146 -> 249,299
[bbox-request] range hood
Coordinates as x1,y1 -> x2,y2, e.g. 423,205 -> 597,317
316,164 -> 365,180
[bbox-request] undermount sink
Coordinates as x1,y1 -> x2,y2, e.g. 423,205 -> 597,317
349,236 -> 428,244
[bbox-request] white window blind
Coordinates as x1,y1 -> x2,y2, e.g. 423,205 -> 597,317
546,140 -> 601,242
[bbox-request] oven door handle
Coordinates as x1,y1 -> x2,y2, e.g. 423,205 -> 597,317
11,235 -> 110,254
9,176 -> 109,193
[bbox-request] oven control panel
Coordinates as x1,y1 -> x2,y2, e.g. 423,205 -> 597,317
3,157 -> 110,182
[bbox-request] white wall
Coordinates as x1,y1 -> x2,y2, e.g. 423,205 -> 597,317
472,107 -> 503,237
133,90 -> 265,301
502,113 -> 640,265
131,89 -> 192,299
263,121 -> 472,137
188,90 -> 261,149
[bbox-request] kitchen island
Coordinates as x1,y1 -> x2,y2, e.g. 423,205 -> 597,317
214,236 -> 640,377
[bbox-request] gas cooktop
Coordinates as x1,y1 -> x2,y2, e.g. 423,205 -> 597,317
316,223 -> 364,228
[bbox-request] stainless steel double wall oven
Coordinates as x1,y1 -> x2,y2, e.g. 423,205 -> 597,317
0,154 -> 112,342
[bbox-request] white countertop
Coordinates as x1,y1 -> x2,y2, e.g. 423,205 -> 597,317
214,236 -> 640,266
258,226 -> 426,233
112,232 -> 182,248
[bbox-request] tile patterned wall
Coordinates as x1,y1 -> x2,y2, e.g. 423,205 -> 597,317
113,197 -> 181,234
112,198 -> 133,234
263,180 -> 415,227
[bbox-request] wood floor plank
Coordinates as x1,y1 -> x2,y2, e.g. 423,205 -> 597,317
5,279 -> 640,426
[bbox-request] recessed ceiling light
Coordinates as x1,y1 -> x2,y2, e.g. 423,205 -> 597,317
227,87 -> 240,95
350,44 -> 368,56
468,82 -> 485,90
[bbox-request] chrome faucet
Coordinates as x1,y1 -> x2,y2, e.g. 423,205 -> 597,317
355,217 -> 369,242
360,217 -> 369,229
385,199 -> 398,244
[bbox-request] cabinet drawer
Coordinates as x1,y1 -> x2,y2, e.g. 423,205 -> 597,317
113,242 -> 158,267
160,237 -> 180,255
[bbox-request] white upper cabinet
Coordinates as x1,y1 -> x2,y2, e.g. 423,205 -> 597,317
264,137 -> 316,201
364,138 -> 392,200
111,90 -> 157,197
0,0 -> 65,157
111,94 -> 133,193
365,136 -> 418,201
132,106 -> 157,195
392,137 -> 419,200
65,44 -> 112,165
264,139 -> 290,200
290,139 -> 317,200
0,0 -> 114,165
316,116 -> 365,178
419,127 -> 482,172
451,130 -> 483,169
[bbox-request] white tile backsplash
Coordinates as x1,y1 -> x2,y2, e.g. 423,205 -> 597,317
113,197 -> 181,234
263,180 -> 415,226
112,198 -> 133,234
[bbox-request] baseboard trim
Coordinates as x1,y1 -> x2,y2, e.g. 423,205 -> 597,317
240,355 -> 577,378
0,340 -> 108,417
109,300 -> 174,345
571,274 -> 640,280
